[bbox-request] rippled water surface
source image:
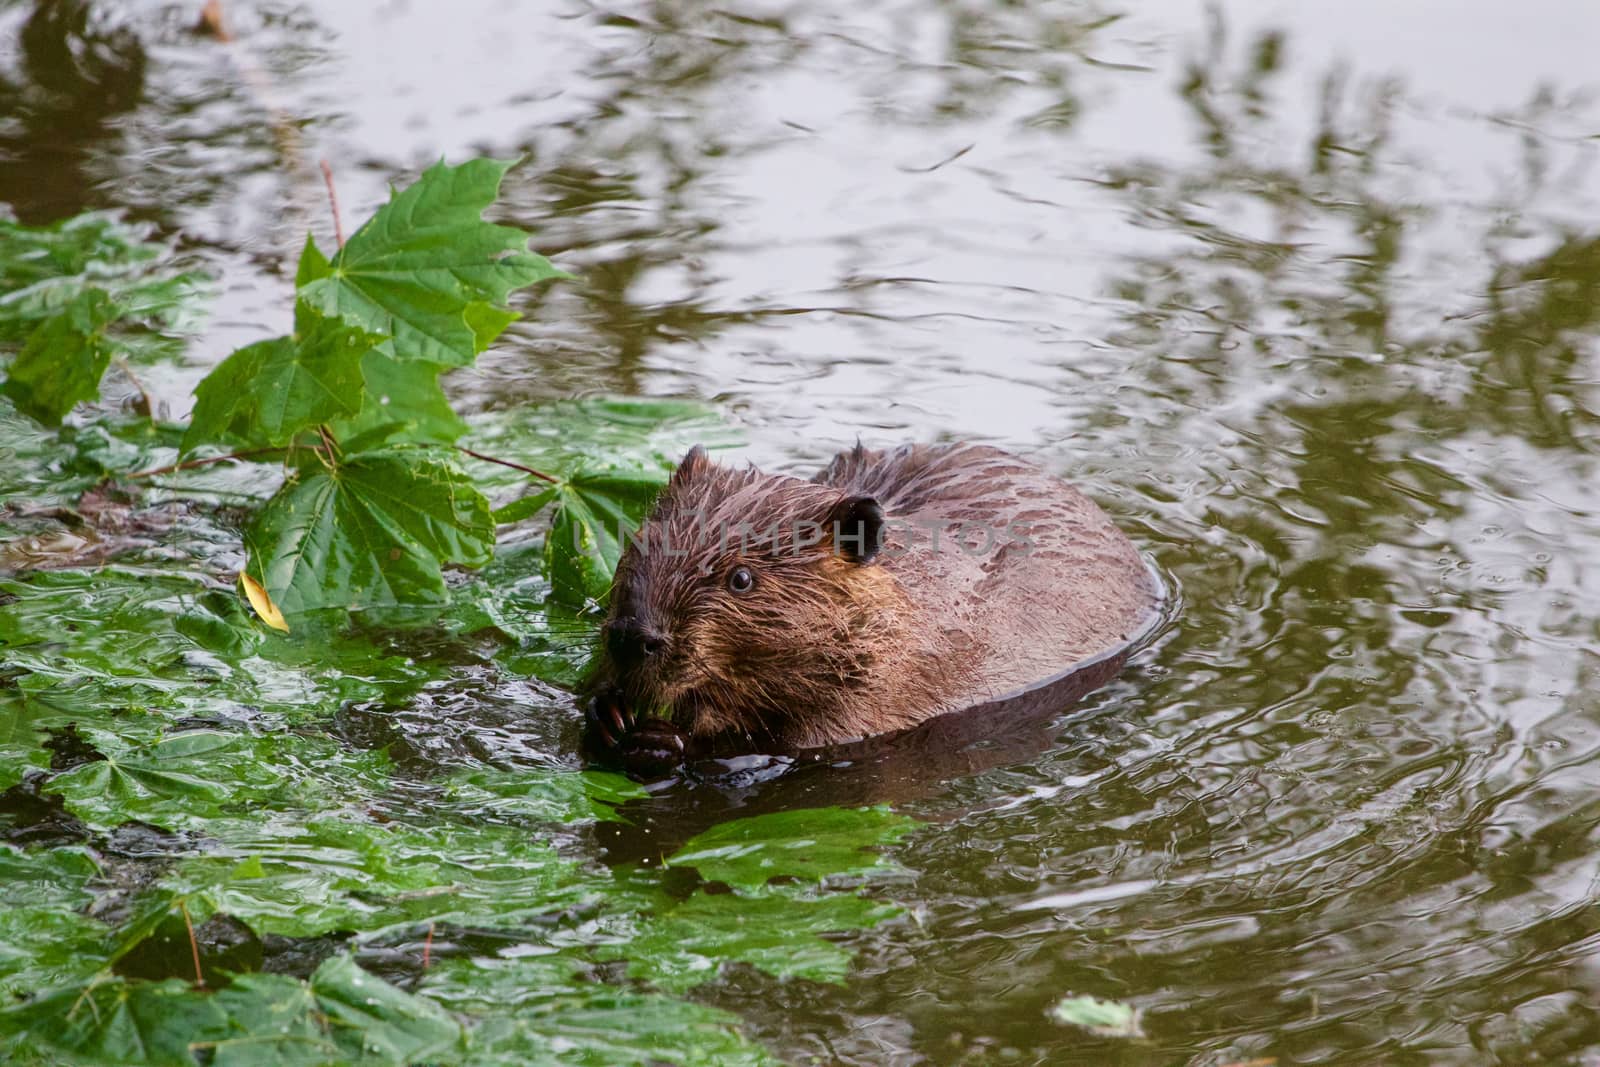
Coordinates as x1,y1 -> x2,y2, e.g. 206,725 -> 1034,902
9,0 -> 1600,1062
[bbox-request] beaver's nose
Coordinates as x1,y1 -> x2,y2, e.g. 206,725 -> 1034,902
605,616 -> 668,667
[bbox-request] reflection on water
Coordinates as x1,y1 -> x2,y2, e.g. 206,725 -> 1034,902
6,0 -> 1600,1061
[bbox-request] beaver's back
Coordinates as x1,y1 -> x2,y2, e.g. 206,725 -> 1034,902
815,442 -> 1159,707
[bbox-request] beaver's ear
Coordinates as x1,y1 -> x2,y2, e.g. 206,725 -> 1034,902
829,495 -> 884,564
669,444 -> 709,489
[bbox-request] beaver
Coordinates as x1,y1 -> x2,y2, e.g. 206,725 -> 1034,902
583,441 -> 1160,776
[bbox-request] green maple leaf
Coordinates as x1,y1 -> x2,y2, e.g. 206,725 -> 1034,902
666,806 -> 920,890
328,350 -> 467,450
0,288 -> 120,425
0,211 -> 205,425
613,892 -> 902,993
246,449 -> 495,615
296,158 -> 568,367
184,302 -> 381,450
0,958 -> 461,1066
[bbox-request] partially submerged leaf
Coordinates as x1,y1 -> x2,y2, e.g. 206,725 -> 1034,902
295,159 -> 568,368
0,958 -> 462,1067
0,288 -> 120,425
0,211 -> 204,424
245,449 -> 495,615
667,806 -> 920,890
0,845 -> 108,998
43,729 -> 322,831
1049,994 -> 1144,1038
611,891 -> 902,993
423,957 -> 778,1066
0,211 -> 201,343
169,817 -> 591,938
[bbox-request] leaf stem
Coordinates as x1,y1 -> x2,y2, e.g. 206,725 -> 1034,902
179,901 -> 205,989
455,445 -> 558,483
113,356 -> 158,419
126,447 -> 287,479
319,159 -> 345,249
317,424 -> 340,458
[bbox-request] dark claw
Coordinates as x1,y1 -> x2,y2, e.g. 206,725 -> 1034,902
582,689 -> 689,780
617,718 -> 689,781
584,695 -> 619,750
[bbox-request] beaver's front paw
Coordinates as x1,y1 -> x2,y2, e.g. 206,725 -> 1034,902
583,690 -> 688,780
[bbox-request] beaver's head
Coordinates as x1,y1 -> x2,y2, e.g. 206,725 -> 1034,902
590,444 -> 904,745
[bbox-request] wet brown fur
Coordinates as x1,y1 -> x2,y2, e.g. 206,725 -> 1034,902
589,443 -> 1159,750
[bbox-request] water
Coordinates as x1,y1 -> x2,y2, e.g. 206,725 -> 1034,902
6,0 -> 1600,1062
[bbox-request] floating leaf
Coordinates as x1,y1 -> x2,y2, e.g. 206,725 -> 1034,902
443,767 -> 646,824
0,288 -> 120,425
612,891 -> 902,993
183,303 -> 379,451
295,158 -> 568,368
43,729 -> 319,831
169,817 -> 592,938
0,846 -> 109,998
0,211 -> 204,424
1049,994 -> 1144,1038
0,978 -> 233,1065
299,955 -> 463,1063
667,806 -> 920,890
0,211 -> 201,343
0,693 -> 51,792
0,958 -> 461,1067
245,448 -> 495,615
424,957 -> 778,1066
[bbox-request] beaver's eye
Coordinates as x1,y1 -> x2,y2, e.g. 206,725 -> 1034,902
727,566 -> 755,595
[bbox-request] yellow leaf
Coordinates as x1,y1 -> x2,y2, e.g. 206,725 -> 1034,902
239,572 -> 290,633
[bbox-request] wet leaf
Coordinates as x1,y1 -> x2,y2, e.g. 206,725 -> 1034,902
295,158 -> 568,368
424,957 -> 778,1066
245,449 -> 495,615
168,817 -> 594,938
0,846 -> 109,998
1049,994 -> 1144,1038
183,303 -> 379,451
0,978 -> 233,1065
42,729 -> 350,832
543,463 -> 667,608
329,350 -> 466,449
666,806 -> 920,890
0,211 -> 204,424
298,955 -> 464,1063
612,890 -> 902,993
0,289 -> 120,426
0,958 -> 461,1066
443,767 -> 646,824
